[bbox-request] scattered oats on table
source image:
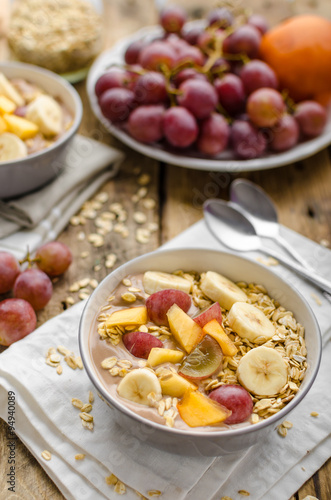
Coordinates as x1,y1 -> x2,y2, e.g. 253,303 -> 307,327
41,450 -> 51,461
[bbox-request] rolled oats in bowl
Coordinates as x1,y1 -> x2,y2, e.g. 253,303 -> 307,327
8,0 -> 103,76
90,267 -> 309,431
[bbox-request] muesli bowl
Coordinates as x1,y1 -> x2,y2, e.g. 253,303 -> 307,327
79,248 -> 321,456
0,61 -> 82,199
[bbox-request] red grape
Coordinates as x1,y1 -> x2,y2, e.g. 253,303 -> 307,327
231,119 -> 267,159
182,25 -> 205,45
294,100 -> 327,138
163,106 -> 198,148
139,41 -> 177,71
99,87 -> 135,123
0,298 -> 37,346
173,68 -> 208,87
146,289 -> 191,326
177,79 -> 218,119
247,88 -> 286,127
35,241 -> 72,277
193,302 -> 223,328
210,57 -> 231,76
175,44 -> 205,67
160,5 -> 187,34
128,105 -> 164,143
269,114 -> 299,152
209,384 -> 253,424
124,40 -> 145,65
223,24 -> 261,59
95,69 -> 132,98
0,251 -> 20,294
133,71 -> 168,105
247,14 -> 269,35
240,59 -> 278,95
122,331 -> 163,359
197,113 -> 230,156
14,268 -> 53,311
207,7 -> 234,28
214,74 -> 246,116
197,31 -> 215,52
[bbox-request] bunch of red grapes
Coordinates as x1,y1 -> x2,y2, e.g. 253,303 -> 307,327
0,242 -> 72,346
95,5 -> 327,159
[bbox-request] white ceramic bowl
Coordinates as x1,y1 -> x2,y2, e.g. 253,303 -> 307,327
79,248 -> 321,456
0,62 -> 82,199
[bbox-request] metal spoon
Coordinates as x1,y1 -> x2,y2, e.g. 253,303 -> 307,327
203,198 -> 331,295
230,178 -> 313,270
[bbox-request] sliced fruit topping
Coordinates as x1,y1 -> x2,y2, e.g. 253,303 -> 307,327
3,113 -> 39,139
117,368 -> 161,406
166,303 -> 203,353
105,306 -> 147,328
146,288 -> 191,326
0,73 -> 24,106
200,271 -> 247,310
177,389 -> 231,427
157,369 -> 197,398
209,384 -> 253,424
227,302 -> 275,344
0,132 -> 27,161
0,95 -> 16,114
147,347 -> 184,367
193,302 -> 222,328
178,335 -> 222,380
143,271 -> 192,295
122,331 -> 163,359
26,94 -> 62,136
202,319 -> 237,357
237,346 -> 288,396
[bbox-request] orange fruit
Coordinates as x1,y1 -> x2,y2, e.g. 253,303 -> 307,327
259,15 -> 331,102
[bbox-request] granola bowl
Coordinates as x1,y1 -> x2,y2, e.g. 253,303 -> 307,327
0,61 -> 82,199
79,248 -> 321,456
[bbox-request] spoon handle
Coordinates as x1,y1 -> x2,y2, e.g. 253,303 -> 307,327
273,234 -> 316,271
261,247 -> 331,295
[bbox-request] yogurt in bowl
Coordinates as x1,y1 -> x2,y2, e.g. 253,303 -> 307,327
79,248 -> 321,456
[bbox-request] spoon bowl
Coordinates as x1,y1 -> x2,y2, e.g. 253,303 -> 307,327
203,198 -> 331,295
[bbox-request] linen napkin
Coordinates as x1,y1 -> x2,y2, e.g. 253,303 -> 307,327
0,135 -> 124,258
0,220 -> 330,500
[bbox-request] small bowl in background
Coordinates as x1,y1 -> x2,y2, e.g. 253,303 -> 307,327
0,62 -> 82,199
79,248 -> 322,456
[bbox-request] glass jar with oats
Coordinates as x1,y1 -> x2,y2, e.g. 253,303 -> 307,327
8,0 -> 104,82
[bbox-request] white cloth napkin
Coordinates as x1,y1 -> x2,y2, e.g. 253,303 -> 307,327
0,135 -> 124,259
0,220 -> 330,500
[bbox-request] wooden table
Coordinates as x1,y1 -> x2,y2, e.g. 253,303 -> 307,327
0,0 -> 331,498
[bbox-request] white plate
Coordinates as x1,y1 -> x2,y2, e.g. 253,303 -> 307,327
86,25 -> 331,172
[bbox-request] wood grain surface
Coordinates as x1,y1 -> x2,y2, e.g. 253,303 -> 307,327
0,0 -> 330,499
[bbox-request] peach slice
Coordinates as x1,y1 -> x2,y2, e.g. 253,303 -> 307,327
166,303 -> 203,353
177,389 -> 231,427
147,347 -> 184,367
159,371 -> 197,397
105,306 -> 147,328
202,319 -> 237,357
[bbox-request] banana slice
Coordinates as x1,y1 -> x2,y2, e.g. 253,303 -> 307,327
143,271 -> 192,295
0,73 -> 24,107
227,302 -> 275,344
200,271 -> 247,310
117,368 -> 162,406
237,346 -> 288,396
26,95 -> 63,136
0,133 -> 28,162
